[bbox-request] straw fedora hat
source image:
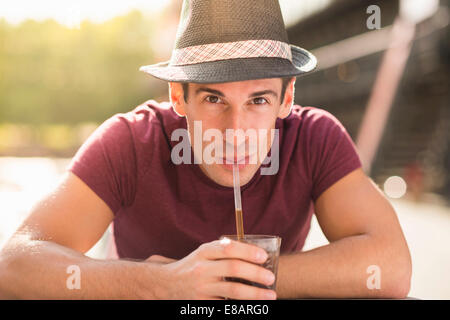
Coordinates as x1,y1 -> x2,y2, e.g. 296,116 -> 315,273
140,0 -> 317,83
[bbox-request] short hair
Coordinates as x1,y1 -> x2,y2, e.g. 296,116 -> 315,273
181,77 -> 294,104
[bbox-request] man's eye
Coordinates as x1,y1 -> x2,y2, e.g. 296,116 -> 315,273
205,96 -> 221,104
253,97 -> 268,105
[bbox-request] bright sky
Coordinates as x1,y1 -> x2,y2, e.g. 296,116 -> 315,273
0,0 -> 332,28
0,0 -> 172,27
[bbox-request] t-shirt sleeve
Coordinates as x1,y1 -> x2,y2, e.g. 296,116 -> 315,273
66,115 -> 137,214
307,109 -> 363,202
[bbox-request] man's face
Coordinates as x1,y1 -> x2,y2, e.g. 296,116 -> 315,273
169,78 -> 294,187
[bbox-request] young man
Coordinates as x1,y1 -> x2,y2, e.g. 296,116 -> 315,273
0,0 -> 411,299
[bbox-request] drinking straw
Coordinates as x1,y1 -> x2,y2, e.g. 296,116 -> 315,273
233,163 -> 244,240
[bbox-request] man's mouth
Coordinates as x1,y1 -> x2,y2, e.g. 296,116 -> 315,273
217,154 -> 257,171
222,155 -> 248,164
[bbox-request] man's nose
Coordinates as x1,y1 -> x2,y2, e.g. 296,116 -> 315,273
225,107 -> 245,146
228,106 -> 242,131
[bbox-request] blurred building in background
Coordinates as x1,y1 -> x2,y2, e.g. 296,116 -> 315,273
287,0 -> 450,203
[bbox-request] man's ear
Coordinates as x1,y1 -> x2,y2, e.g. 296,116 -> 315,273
169,82 -> 186,117
278,78 -> 296,119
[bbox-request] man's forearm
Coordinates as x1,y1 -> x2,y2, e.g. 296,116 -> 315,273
276,234 -> 412,299
0,236 -> 161,299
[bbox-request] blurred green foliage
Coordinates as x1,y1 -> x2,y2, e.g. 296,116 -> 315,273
0,10 -> 167,155
0,10 -> 160,126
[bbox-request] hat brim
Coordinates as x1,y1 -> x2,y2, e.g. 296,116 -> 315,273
139,45 -> 317,83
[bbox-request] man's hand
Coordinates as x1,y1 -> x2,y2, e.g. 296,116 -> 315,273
144,239 -> 277,300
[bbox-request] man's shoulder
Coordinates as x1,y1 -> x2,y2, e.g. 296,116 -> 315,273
118,99 -> 180,124
289,105 -> 338,121
104,100 -> 184,135
285,105 -> 345,132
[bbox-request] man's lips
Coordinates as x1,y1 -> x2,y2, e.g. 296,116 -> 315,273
216,141 -> 258,163
219,154 -> 251,164
223,156 -> 247,164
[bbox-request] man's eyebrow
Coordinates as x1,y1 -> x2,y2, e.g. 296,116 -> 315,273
195,87 -> 225,97
195,87 -> 279,99
249,90 -> 278,98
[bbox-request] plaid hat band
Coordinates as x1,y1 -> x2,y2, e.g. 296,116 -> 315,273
170,40 -> 293,66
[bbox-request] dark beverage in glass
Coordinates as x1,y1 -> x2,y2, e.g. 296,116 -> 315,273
220,235 -> 281,290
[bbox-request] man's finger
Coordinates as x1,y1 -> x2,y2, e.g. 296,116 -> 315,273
198,239 -> 268,264
209,281 -> 277,300
212,259 -> 275,287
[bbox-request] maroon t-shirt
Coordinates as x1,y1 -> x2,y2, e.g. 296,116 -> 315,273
67,100 -> 362,260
